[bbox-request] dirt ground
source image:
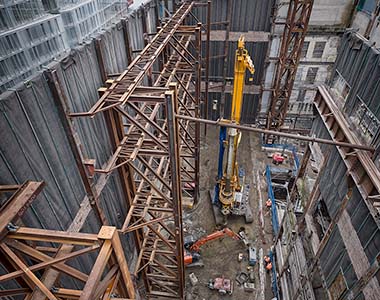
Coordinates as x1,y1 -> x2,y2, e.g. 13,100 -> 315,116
183,125 -> 277,300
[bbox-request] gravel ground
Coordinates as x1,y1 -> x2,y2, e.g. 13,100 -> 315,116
184,126 -> 276,300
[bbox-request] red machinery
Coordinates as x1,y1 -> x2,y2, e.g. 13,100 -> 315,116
272,152 -> 285,165
184,228 -> 246,266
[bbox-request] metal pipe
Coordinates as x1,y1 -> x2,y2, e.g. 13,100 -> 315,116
45,70 -> 108,225
204,0 -> 211,135
220,0 -> 232,119
175,115 -> 374,151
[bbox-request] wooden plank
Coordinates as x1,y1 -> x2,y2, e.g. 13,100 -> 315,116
79,240 -> 113,300
0,288 -> 29,296
111,230 -> 136,299
31,166 -> 111,300
8,227 -> 98,245
0,244 -> 57,300
94,265 -> 119,299
2,240 -> 95,282
0,181 -> 44,240
0,184 -> 21,192
52,288 -> 81,299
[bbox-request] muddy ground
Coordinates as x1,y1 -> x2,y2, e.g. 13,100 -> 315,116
184,126 -> 279,300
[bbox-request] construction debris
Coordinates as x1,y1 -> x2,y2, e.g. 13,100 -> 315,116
244,282 -> 256,292
236,272 -> 249,285
189,273 -> 199,286
208,277 -> 233,295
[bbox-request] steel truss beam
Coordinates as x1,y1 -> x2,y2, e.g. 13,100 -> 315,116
266,0 -> 314,139
0,184 -> 135,300
69,3 -> 203,298
70,1 -> 195,117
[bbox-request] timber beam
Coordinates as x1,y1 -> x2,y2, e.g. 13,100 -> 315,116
0,226 -> 136,300
0,181 -> 44,241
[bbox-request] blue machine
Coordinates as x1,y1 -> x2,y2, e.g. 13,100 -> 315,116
213,126 -> 226,205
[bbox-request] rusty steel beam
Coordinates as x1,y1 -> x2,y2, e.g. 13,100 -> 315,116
266,0 -> 314,140
204,0 -> 211,135
70,1 -> 195,117
176,114 -> 375,151
219,0 -> 232,119
64,3 -> 203,298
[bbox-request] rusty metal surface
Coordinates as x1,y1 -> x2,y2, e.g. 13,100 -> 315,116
266,0 -> 314,138
68,3 -> 203,298
71,1 -> 195,117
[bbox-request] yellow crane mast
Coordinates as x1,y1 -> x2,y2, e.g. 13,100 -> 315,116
217,36 -> 255,216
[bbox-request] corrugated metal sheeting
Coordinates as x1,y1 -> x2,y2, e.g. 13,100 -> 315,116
333,31 -> 380,121
312,114 -> 380,294
0,4 -> 157,291
194,0 -> 273,31
195,0 -> 275,123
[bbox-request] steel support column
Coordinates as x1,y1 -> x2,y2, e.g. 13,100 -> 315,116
266,0 -> 314,141
67,3 -> 204,298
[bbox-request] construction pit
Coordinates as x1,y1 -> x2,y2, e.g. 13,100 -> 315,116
181,126 -> 305,299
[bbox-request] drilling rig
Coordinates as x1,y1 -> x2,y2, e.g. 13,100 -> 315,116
211,36 -> 255,224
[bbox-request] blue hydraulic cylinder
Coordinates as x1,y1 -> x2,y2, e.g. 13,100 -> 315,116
213,126 -> 227,205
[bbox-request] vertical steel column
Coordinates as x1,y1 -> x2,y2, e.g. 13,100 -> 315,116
121,18 -> 133,63
141,5 -> 153,86
165,84 -> 185,299
266,0 -> 314,140
219,0 -> 232,119
45,70 -> 107,226
95,39 -> 147,292
194,24 -> 202,204
204,0 -> 211,134
38,69 -> 108,300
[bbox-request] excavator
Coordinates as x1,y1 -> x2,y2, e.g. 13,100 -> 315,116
184,227 -> 248,266
211,36 -> 255,224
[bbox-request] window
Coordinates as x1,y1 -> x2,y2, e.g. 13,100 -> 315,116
313,42 -> 326,58
331,72 -> 350,104
297,90 -> 306,101
306,67 -> 318,84
301,41 -> 310,58
358,0 -> 377,14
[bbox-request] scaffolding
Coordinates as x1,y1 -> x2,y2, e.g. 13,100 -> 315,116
67,2 -> 205,298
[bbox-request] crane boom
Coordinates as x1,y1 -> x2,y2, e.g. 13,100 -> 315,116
218,36 -> 254,214
231,37 -> 255,124
189,228 -> 241,252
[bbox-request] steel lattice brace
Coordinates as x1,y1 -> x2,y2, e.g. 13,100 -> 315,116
71,1 -> 195,117
70,2 -> 203,298
266,0 -> 314,137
